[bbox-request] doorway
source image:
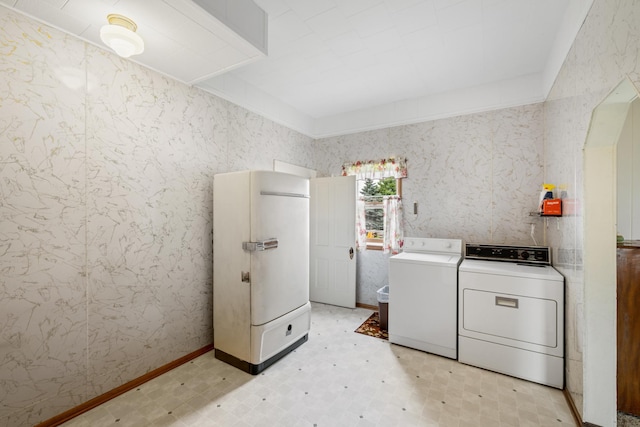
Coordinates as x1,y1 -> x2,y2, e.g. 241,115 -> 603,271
583,77 -> 639,425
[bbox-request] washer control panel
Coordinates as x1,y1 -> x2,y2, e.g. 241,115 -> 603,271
465,244 -> 550,265
403,237 -> 462,255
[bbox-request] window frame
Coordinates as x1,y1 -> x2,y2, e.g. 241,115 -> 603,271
360,178 -> 402,251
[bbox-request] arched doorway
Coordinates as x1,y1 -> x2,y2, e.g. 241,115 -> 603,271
583,77 -> 639,425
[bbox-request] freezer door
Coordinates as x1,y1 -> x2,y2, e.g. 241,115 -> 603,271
250,171 -> 310,326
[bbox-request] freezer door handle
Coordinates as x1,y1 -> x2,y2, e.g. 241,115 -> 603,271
260,190 -> 309,198
495,296 -> 519,309
243,238 -> 278,251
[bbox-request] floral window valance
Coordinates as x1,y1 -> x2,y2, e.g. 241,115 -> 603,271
341,157 -> 407,180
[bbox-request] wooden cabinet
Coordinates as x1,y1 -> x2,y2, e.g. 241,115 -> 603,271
617,244 -> 640,416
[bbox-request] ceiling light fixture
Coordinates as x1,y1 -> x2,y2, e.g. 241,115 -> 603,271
99,14 -> 144,58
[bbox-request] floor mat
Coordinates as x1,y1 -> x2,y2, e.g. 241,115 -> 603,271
354,312 -> 388,340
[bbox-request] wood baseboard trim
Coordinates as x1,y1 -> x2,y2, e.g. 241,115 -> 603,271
356,303 -> 379,311
35,343 -> 215,427
562,388 -> 583,427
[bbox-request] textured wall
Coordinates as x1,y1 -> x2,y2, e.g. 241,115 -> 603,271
226,103 -> 316,173
544,0 -> 640,421
84,45 -> 227,403
0,10 -> 89,425
6,0 -> 640,424
0,8 -> 313,426
315,105 -> 545,306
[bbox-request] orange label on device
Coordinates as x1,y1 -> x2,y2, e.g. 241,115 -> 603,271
543,199 -> 562,215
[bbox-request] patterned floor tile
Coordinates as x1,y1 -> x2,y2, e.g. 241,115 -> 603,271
61,303 -> 575,427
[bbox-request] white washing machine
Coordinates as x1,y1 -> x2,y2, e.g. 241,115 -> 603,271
388,237 -> 462,359
458,244 -> 565,388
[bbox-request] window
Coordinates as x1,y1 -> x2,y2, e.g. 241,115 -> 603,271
358,177 -> 401,249
342,157 -> 407,254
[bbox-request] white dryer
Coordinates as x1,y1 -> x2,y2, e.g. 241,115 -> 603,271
458,244 -> 565,388
388,237 -> 462,359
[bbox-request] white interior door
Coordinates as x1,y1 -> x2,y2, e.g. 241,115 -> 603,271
309,176 -> 356,308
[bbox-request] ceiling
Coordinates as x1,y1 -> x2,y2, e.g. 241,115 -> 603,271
241,0 -> 568,118
2,0 -> 591,137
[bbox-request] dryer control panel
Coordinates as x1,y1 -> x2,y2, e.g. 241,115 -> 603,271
465,244 -> 550,265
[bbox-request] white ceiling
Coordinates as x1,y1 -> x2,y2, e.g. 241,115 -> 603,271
2,0 -> 592,138
240,0 -> 567,118
0,0 -> 269,83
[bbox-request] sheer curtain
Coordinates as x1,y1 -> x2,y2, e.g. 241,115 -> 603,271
342,157 -> 406,253
383,196 -> 403,254
356,197 -> 367,251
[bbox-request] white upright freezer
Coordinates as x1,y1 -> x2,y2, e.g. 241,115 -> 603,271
213,170 -> 311,374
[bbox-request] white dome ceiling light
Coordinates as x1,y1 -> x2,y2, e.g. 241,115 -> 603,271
99,14 -> 144,58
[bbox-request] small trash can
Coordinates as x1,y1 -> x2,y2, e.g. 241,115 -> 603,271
377,285 -> 389,331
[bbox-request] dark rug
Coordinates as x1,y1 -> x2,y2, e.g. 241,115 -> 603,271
354,312 -> 388,340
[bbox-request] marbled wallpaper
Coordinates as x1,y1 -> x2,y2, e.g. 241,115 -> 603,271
315,105 -> 545,306
0,10 -> 89,425
226,103 -> 316,173
83,48 -> 227,399
544,0 -> 640,421
0,7 -> 313,426
5,0 -> 640,424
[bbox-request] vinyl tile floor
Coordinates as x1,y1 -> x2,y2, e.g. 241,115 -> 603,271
61,303 -> 576,427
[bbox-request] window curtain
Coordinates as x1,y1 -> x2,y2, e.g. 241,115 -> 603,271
356,197 -> 367,251
383,196 -> 403,254
341,157 -> 407,179
342,157 -> 407,253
